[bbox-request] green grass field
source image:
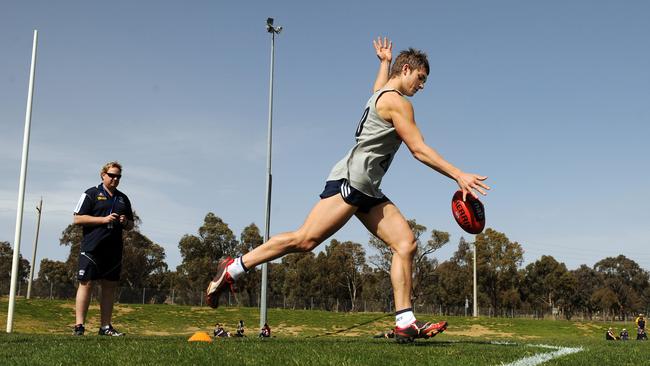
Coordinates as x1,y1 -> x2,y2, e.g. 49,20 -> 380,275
0,298 -> 648,365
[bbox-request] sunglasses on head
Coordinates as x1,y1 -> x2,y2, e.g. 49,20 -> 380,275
106,172 -> 122,179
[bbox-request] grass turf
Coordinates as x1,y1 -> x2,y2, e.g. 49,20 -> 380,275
0,298 -> 649,365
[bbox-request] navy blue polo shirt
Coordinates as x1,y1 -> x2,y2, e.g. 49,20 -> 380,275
74,184 -> 133,252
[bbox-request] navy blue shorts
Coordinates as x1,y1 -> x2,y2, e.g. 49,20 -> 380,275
319,179 -> 390,213
77,248 -> 122,282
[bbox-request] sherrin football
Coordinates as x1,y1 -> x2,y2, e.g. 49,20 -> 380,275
451,190 -> 486,234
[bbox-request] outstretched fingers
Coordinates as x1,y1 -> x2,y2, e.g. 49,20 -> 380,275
458,174 -> 490,201
472,175 -> 490,196
373,36 -> 393,61
373,36 -> 381,49
382,37 -> 392,51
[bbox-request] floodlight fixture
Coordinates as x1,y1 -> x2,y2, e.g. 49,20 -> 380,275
266,17 -> 282,34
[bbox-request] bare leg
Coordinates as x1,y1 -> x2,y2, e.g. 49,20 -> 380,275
75,281 -> 93,325
242,194 -> 357,269
99,280 -> 117,327
356,202 -> 416,311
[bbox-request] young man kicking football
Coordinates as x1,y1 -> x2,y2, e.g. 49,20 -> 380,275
207,37 -> 489,343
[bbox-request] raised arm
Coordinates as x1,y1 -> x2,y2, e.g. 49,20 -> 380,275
378,93 -> 490,200
372,37 -> 392,92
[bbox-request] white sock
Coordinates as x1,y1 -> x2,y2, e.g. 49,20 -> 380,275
396,310 -> 416,328
226,256 -> 247,281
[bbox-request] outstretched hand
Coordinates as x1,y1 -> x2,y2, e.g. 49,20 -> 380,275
373,37 -> 392,63
456,172 -> 490,201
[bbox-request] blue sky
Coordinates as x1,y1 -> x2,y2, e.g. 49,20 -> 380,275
2,0 -> 649,276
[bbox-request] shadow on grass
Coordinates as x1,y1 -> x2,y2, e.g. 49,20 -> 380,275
404,339 -> 521,348
268,336 -> 524,350
306,313 -> 393,338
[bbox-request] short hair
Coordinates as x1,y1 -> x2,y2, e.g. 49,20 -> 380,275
101,161 -> 122,174
389,48 -> 429,79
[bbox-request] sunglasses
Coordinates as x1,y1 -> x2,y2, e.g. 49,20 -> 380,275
105,172 -> 122,180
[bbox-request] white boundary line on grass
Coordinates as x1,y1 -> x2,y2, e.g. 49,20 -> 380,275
500,343 -> 584,366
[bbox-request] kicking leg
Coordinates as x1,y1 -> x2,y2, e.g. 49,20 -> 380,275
206,194 -> 357,308
242,194 -> 357,269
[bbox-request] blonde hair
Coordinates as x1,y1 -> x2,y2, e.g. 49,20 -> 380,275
100,161 -> 122,175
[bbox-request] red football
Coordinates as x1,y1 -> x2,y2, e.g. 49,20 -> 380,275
451,190 -> 486,234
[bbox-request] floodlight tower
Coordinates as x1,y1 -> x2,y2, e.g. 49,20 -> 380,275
260,17 -> 282,330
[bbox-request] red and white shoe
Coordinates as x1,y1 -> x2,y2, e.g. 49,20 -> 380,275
394,320 -> 448,343
205,257 -> 235,308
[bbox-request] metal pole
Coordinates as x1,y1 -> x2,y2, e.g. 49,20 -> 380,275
7,29 -> 38,333
473,241 -> 478,317
26,197 -> 42,299
260,18 -> 282,331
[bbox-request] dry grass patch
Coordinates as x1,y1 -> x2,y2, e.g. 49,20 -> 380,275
275,323 -> 307,336
445,324 -> 514,338
142,330 -> 173,336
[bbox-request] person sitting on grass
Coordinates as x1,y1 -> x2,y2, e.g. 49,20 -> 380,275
620,328 -> 629,340
259,323 -> 271,338
637,328 -> 647,341
235,320 -> 245,337
606,327 -> 618,340
213,323 -> 230,338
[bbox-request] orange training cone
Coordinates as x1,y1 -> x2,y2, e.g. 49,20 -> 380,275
188,331 -> 213,343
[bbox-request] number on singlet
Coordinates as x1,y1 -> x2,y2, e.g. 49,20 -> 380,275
355,107 -> 370,139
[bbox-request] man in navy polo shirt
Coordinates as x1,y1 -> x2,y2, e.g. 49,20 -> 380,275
72,161 -> 134,336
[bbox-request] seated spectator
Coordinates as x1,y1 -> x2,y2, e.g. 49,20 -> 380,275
620,328 -> 629,340
235,320 -> 245,337
638,328 -> 648,341
213,323 -> 230,338
259,323 -> 271,338
606,327 -> 617,340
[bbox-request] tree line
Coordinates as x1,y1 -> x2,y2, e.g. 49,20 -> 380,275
1,212 -> 648,319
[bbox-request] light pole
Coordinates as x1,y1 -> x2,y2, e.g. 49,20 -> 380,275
260,17 -> 282,330
473,241 -> 478,317
26,197 -> 43,299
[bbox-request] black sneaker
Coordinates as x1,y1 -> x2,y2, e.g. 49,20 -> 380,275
98,325 -> 125,336
73,324 -> 85,336
205,257 -> 235,308
394,320 -> 448,343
